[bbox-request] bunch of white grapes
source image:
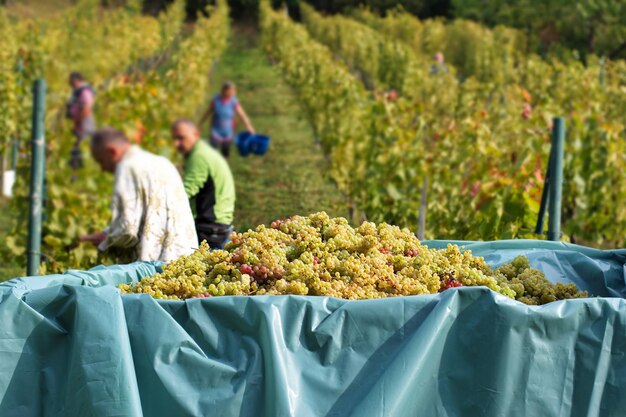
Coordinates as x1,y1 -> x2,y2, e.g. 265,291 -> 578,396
118,212 -> 588,304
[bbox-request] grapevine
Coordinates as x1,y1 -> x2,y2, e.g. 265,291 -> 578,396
264,3 -> 626,247
119,212 -> 588,305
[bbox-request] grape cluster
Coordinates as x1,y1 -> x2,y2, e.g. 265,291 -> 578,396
494,256 -> 586,305
118,212 -> 588,304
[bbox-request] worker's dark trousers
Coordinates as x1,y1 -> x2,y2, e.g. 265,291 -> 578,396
196,222 -> 233,249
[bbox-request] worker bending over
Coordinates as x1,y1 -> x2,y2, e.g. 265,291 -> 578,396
80,127 -> 198,261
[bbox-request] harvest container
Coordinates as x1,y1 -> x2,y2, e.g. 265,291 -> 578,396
0,240 -> 625,417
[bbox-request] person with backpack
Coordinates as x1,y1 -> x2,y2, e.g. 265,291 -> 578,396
198,81 -> 255,158
66,72 -> 95,169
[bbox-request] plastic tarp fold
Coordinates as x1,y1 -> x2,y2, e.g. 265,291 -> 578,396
1,240 -> 625,417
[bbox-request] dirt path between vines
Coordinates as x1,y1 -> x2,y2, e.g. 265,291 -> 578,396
206,24 -> 349,231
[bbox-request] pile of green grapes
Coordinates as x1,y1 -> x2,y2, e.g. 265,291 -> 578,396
118,212 -> 588,305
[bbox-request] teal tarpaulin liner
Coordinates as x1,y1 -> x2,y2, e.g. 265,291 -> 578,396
1,240 -> 626,417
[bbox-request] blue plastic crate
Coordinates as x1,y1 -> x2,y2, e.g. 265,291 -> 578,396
235,132 -> 271,156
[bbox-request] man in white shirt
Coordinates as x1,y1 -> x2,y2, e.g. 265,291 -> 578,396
80,127 -> 198,262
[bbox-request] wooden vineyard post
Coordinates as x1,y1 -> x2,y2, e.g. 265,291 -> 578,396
418,176 -> 427,240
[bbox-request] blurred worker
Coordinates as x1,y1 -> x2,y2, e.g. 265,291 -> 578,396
522,102 -> 533,119
385,89 -> 400,102
430,52 -> 448,75
199,81 -> 255,158
66,72 -> 96,170
80,127 -> 198,261
172,119 -> 235,249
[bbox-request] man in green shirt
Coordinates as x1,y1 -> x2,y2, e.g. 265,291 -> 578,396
172,119 -> 236,249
